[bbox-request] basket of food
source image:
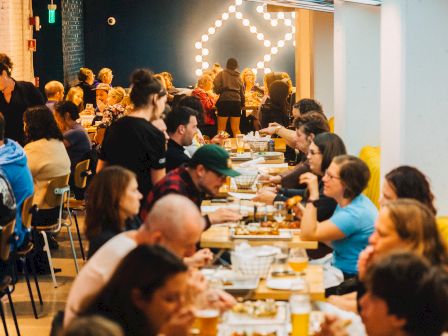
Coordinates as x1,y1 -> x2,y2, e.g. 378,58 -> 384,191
231,244 -> 279,278
246,140 -> 269,153
234,169 -> 258,190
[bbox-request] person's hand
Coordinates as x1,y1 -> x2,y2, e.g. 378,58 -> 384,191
199,288 -> 236,313
184,249 -> 213,268
299,172 -> 320,200
186,268 -> 208,302
318,314 -> 350,336
260,122 -> 282,135
210,133 -> 227,145
160,306 -> 196,336
358,245 -> 375,280
96,99 -> 106,113
253,190 -> 277,205
208,207 -> 242,224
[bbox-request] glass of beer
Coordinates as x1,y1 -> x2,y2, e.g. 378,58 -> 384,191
288,248 -> 309,273
236,134 -> 245,153
191,308 -> 219,336
290,294 -> 311,336
223,139 -> 232,153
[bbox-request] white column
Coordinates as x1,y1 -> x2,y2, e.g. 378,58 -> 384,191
333,0 -> 381,155
381,0 -> 448,214
313,11 -> 334,116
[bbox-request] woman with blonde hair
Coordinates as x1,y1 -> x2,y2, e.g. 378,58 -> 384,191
101,87 -> 127,126
66,86 -> 84,112
98,68 -> 113,86
192,74 -> 216,137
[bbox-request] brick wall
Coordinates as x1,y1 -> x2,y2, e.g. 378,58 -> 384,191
0,0 -> 34,81
61,0 -> 84,86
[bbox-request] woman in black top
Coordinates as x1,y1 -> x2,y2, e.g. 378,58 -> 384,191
0,53 -> 44,144
85,166 -> 142,258
98,69 -> 167,202
259,80 -> 290,129
76,67 -> 96,107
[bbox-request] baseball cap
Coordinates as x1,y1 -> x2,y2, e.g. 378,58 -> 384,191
93,83 -> 111,91
190,144 -> 240,177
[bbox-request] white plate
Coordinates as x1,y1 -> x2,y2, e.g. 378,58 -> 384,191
265,277 -> 306,291
200,269 -> 260,292
224,301 -> 288,326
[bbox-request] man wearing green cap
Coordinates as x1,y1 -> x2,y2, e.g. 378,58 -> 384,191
140,144 -> 241,227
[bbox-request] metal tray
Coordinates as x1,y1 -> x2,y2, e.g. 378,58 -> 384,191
230,228 -> 293,241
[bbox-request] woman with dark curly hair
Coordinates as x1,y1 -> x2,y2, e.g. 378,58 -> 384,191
0,53 -> 45,144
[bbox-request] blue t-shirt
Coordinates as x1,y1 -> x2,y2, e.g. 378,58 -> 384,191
330,194 -> 377,275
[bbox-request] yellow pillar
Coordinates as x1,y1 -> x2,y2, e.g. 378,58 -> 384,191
295,9 -> 314,101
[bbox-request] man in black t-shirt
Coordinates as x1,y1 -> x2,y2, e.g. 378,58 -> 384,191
98,115 -> 166,202
165,106 -> 199,172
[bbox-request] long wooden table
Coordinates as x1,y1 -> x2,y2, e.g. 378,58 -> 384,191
200,226 -> 318,250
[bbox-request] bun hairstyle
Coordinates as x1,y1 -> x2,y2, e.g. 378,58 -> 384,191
130,69 -> 165,109
0,53 -> 13,76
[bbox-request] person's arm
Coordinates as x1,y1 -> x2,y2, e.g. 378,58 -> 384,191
96,159 -> 107,172
299,173 -> 345,241
151,168 -> 165,185
260,123 -> 297,148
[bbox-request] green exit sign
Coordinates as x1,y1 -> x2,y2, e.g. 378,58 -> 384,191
48,4 -> 57,24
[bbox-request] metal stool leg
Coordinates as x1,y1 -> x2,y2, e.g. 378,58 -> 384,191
64,225 -> 79,273
22,258 -> 38,319
72,211 -> 85,261
0,300 -> 8,336
41,231 -> 57,288
6,289 -> 20,336
28,255 -> 43,305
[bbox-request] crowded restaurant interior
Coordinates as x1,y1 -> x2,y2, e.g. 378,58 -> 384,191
1,0 -> 448,335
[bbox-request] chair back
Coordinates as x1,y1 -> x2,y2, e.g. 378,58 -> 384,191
21,193 -> 35,230
436,216 -> 448,245
359,146 -> 381,208
328,116 -> 335,133
95,127 -> 106,146
74,159 -> 91,189
0,220 -> 15,261
44,175 -> 70,208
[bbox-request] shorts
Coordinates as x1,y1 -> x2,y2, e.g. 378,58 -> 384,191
216,100 -> 242,118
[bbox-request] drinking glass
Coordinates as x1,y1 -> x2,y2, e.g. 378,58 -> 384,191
236,134 -> 245,153
273,201 -> 286,223
290,294 -> 311,336
223,139 -> 232,153
288,248 -> 309,273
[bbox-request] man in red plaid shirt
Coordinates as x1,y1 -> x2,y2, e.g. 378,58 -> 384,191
141,144 -> 241,227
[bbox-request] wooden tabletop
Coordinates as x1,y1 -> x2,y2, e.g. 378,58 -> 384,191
227,137 -> 286,152
200,226 -> 318,250
252,265 -> 325,301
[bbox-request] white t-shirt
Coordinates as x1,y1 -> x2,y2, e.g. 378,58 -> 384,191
63,232 -> 137,327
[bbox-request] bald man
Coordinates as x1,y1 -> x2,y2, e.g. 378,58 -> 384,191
44,80 -> 64,111
64,194 -> 209,327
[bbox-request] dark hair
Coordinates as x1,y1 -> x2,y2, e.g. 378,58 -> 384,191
293,98 -> 324,115
85,166 -> 136,241
82,245 -> 188,336
268,80 -> 289,116
0,53 -> 13,76
54,101 -> 80,121
0,112 -> 4,141
385,166 -> 436,215
383,199 -> 448,266
130,69 -> 165,109
165,106 -> 198,134
333,155 -> 370,200
23,105 -> 63,142
365,252 -> 448,336
293,111 -> 329,135
313,133 -> 347,173
177,95 -> 204,124
226,58 -> 238,70
63,315 -> 124,336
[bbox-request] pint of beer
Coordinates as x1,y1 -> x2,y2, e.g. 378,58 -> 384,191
288,257 -> 309,272
236,134 -> 245,153
290,294 -> 311,336
192,309 -> 219,336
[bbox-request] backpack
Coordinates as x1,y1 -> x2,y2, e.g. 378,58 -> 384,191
0,172 -> 16,226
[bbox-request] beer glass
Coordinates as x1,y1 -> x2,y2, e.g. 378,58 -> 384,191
288,248 -> 309,273
191,308 -> 219,336
273,201 -> 286,223
223,139 -> 232,153
236,134 -> 245,153
290,294 -> 311,336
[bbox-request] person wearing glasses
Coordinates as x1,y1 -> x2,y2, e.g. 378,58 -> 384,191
97,69 -> 168,203
299,155 -> 377,294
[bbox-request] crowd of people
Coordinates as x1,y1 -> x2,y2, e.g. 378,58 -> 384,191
1,50 -> 448,336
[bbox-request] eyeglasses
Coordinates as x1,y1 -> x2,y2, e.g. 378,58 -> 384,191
324,170 -> 340,180
308,149 -> 321,156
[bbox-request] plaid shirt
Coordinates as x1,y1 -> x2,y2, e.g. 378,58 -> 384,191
140,166 -> 206,223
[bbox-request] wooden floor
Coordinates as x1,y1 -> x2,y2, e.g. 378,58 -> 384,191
2,214 -> 86,336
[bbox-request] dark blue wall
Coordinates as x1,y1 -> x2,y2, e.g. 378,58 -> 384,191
84,0 -> 295,88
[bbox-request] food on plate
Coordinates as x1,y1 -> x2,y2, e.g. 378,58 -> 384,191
234,226 -> 279,236
222,279 -> 234,286
285,195 -> 303,209
232,299 -> 278,318
260,220 -> 300,229
231,332 -> 277,336
218,130 -> 230,138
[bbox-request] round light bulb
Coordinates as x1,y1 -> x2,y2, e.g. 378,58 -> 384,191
201,34 -> 209,42
257,33 -> 264,40
257,61 -> 264,69
285,33 -> 292,41
235,12 -> 243,19
263,13 -> 270,20
195,42 -> 202,49
263,40 -> 271,47
271,47 -> 278,54
195,69 -> 203,76
256,5 -> 264,13
228,5 -> 236,13
235,0 -> 243,5
270,19 -> 278,27
242,19 -> 250,26
195,55 -> 202,62
278,40 -> 285,47
293,40 -> 296,47
292,26 -> 296,33
222,12 -> 229,20
263,54 -> 271,62
202,62 -> 209,70
215,20 -> 222,27
284,18 -> 292,26
278,13 -> 285,20
202,48 -> 209,56
291,12 -> 296,19
252,68 -> 258,75
264,68 -> 272,74
250,26 -> 257,33
208,27 -> 216,35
